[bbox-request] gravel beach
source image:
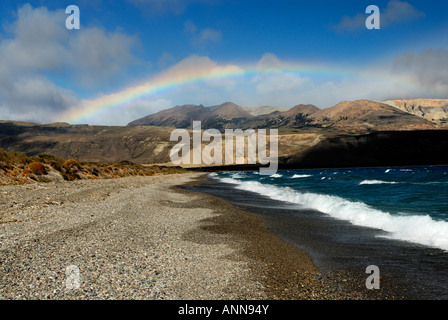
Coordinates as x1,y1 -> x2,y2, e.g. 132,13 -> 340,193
0,172 -> 374,300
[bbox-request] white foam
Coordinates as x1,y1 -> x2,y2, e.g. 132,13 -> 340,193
270,174 -> 282,178
218,177 -> 448,251
359,180 -> 399,185
385,169 -> 392,173
292,174 -> 312,178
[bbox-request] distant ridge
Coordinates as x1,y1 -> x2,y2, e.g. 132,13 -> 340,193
383,99 -> 448,125
128,102 -> 256,130
127,104 -> 207,128
283,104 -> 320,117
307,100 -> 435,131
128,99 -> 438,131
1,98 -> 448,168
242,106 -> 289,116
208,102 -> 253,119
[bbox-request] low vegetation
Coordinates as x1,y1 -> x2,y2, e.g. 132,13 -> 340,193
0,148 -> 187,185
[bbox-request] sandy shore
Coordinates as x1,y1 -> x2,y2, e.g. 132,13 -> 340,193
0,172 -> 371,300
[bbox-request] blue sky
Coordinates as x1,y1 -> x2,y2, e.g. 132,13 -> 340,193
0,0 -> 447,124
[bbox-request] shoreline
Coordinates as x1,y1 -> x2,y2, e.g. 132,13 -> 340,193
0,172 -> 410,300
177,174 -> 405,300
1,173 -> 263,299
183,173 -> 439,300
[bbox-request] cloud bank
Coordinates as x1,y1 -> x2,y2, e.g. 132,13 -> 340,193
0,4 -> 139,123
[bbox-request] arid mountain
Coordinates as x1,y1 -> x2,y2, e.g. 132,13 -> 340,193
1,120 -> 448,169
240,104 -> 320,129
128,102 -> 255,130
209,102 -> 253,119
307,100 -> 435,132
283,104 -> 320,117
127,104 -> 207,128
201,102 -> 255,130
242,106 -> 289,116
128,102 -> 321,130
129,100 -> 436,132
383,99 -> 448,125
0,121 -> 176,164
1,99 -> 446,168
0,121 -> 325,166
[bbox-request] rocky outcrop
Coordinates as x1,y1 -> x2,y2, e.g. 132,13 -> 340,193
383,99 -> 448,124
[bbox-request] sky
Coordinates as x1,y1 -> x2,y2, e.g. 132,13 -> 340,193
0,0 -> 447,125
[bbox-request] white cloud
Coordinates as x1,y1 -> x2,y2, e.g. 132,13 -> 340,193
256,53 -> 282,70
381,0 -> 426,26
1,5 -> 68,72
391,49 -> 448,93
196,28 -> 222,44
129,0 -> 189,15
88,98 -> 174,126
184,20 -> 198,34
156,54 -> 243,82
0,5 -> 444,126
157,52 -> 176,68
184,21 -> 222,47
149,52 -> 446,111
0,4 -> 140,123
0,76 -> 79,123
68,27 -> 140,86
251,53 -> 310,106
335,0 -> 425,32
129,0 -> 217,16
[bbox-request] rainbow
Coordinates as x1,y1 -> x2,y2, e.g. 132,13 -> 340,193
57,57 -> 423,124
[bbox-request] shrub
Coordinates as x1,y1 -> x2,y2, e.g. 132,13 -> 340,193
64,159 -> 81,168
28,162 -> 46,175
0,149 -> 8,162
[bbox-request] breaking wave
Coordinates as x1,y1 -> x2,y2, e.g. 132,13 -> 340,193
292,174 -> 312,178
218,176 -> 448,251
359,180 -> 399,185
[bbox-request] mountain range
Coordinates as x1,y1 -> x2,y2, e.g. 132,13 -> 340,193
1,98 -> 447,168
128,99 -> 447,132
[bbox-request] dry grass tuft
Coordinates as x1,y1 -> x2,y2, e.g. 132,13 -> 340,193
28,162 -> 46,175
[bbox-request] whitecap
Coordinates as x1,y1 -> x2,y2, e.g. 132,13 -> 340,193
359,180 -> 398,185
292,174 -> 312,179
217,176 -> 448,251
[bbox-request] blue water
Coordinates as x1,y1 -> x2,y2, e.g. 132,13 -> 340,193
211,166 -> 448,251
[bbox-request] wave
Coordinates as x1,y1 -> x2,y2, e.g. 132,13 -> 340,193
292,174 -> 312,178
359,180 -> 399,185
270,174 -> 282,178
218,177 -> 448,251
